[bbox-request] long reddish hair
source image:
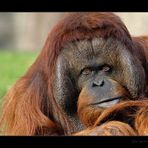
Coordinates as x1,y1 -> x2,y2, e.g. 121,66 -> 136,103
0,12 -> 147,135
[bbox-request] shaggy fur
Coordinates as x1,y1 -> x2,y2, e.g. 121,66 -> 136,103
0,12 -> 148,135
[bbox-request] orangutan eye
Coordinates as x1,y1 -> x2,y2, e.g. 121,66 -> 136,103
101,65 -> 111,72
81,68 -> 93,75
102,66 -> 111,72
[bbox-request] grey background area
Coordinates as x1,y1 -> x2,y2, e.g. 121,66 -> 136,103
0,13 -> 147,51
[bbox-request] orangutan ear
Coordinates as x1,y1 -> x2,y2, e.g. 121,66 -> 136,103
53,55 -> 78,115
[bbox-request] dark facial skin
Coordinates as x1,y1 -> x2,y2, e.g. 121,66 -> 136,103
53,37 -> 145,133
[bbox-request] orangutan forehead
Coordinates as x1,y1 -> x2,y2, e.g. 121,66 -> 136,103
61,37 -> 127,64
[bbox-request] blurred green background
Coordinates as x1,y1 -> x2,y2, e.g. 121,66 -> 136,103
0,51 -> 38,103
0,13 -> 63,103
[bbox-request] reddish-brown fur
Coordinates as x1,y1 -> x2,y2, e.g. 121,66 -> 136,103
0,12 -> 148,135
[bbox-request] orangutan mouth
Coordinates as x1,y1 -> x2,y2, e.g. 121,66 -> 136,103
91,96 -> 123,108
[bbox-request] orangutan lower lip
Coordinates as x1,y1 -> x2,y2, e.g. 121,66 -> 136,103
91,96 -> 123,107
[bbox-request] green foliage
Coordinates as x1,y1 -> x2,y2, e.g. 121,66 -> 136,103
0,51 -> 38,102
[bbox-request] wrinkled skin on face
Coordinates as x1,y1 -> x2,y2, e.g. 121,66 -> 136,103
53,37 -> 146,133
